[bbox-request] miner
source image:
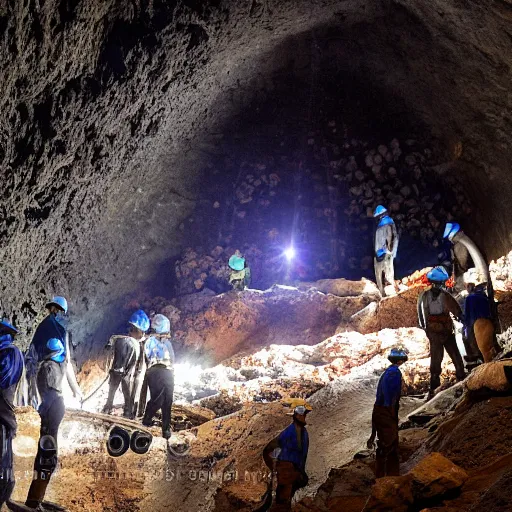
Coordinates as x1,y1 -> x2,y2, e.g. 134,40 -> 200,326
0,321 -> 24,508
367,348 -> 408,477
14,296 -> 83,512
373,205 -> 399,296
102,309 -> 150,418
417,267 -> 466,398
262,399 -> 311,511
141,314 -> 175,439
228,249 -> 252,291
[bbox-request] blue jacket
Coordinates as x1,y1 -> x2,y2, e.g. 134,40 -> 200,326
277,423 -> 309,471
375,365 -> 402,408
0,335 -> 23,390
145,336 -> 175,370
26,315 -> 66,378
465,292 -> 491,330
0,335 -> 24,433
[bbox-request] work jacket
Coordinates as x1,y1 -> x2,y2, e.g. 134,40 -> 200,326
0,335 -> 23,434
374,216 -> 399,259
26,315 -> 66,373
417,288 -> 461,330
375,364 -> 402,409
144,336 -> 175,370
277,423 -> 309,471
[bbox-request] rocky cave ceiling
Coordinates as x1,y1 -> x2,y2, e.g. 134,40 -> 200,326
0,0 -> 511,359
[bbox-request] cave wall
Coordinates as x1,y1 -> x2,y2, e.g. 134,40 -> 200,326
0,0 -> 511,358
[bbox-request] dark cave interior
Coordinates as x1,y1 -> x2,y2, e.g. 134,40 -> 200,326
0,0 -> 510,362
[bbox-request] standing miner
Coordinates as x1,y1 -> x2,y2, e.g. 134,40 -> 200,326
417,267 -> 466,398
12,296 -> 82,512
141,314 -> 175,439
262,399 -> 311,511
373,205 -> 399,296
367,348 -> 408,477
102,309 -> 150,418
0,321 -> 24,508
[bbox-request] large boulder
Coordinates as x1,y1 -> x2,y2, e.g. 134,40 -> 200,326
410,452 -> 468,500
293,462 -> 375,511
376,287 -> 423,330
366,475 -> 414,512
429,396 -> 512,470
465,360 -> 512,393
174,286 -> 374,363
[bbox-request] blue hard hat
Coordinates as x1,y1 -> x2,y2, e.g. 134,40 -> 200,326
443,222 -> 461,241
46,296 -> 68,314
427,266 -> 450,283
129,309 -> 150,333
389,348 -> 408,361
151,314 -> 171,334
374,205 -> 387,217
0,320 -> 18,335
229,254 -> 245,271
46,338 -> 66,363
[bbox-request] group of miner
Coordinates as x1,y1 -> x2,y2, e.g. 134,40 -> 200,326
365,206 -> 502,482
0,204 -> 502,511
0,300 -> 176,511
258,209 -> 502,510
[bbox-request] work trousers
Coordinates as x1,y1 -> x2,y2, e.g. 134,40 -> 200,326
142,366 -> 174,434
104,370 -> 134,417
427,327 -> 466,392
270,461 -> 307,512
372,405 -> 400,478
26,371 -> 66,507
374,255 -> 395,296
473,318 -> 499,363
0,425 -> 14,507
104,337 -> 138,417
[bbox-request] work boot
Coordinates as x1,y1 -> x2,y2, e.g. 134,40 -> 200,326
101,405 -> 112,415
162,428 -> 172,440
25,478 -> 49,508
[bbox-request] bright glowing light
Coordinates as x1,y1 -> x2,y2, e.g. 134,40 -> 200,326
284,247 -> 296,261
174,362 -> 204,386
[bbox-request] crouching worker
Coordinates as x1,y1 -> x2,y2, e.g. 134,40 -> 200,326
142,314 -> 175,439
102,310 -> 149,418
11,296 -> 82,512
228,250 -> 251,291
262,400 -> 311,511
367,348 -> 408,478
0,321 -> 23,508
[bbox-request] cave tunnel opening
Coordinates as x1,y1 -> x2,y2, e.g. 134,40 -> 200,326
168,29 -> 472,299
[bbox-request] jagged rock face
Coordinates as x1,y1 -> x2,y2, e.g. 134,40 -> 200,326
0,0 -> 511,354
